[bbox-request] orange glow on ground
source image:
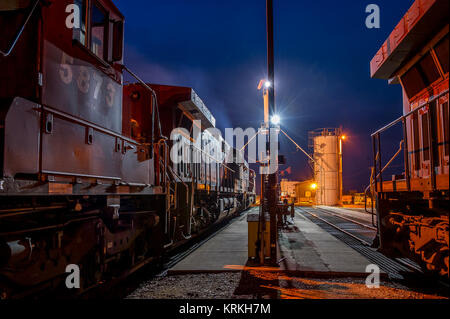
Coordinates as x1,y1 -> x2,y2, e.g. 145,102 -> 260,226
224,265 -> 447,299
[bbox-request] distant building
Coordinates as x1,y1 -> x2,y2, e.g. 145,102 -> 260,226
280,179 -> 299,202
309,128 -> 344,206
341,193 -> 372,207
295,180 -> 316,204
342,195 -> 353,205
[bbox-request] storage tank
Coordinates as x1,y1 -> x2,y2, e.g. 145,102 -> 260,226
310,128 -> 343,206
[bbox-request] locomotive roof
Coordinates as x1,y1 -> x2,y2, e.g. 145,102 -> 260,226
149,84 -> 216,129
370,0 -> 449,80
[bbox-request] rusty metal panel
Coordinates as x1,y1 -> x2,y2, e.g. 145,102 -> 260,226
42,42 -> 123,133
120,142 -> 151,185
41,112 -> 152,185
3,97 -> 40,177
391,18 -> 406,48
370,0 -> 448,79
406,0 -> 421,30
42,114 -> 122,180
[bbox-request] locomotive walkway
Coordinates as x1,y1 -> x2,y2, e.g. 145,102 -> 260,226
168,206 -> 378,276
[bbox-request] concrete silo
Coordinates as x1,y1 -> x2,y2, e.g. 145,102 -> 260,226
309,128 -> 343,206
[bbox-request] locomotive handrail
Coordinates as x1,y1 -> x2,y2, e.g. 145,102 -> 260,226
122,65 -> 165,140
123,68 -> 239,173
364,165 -> 376,226
371,89 -> 449,137
0,0 -> 41,57
40,105 -> 138,144
371,89 -> 449,194
365,140 -> 402,227
377,140 -> 404,179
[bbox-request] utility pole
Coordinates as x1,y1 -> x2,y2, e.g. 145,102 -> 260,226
255,0 -> 278,266
266,0 -> 278,266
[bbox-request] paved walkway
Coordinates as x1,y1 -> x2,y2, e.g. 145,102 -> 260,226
169,206 -> 377,276
278,211 -> 376,275
169,208 -> 252,273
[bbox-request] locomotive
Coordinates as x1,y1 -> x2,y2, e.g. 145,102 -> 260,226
0,0 -> 255,297
369,0 -> 448,277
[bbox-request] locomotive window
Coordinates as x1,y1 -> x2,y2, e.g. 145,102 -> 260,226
401,52 -> 441,99
73,0 -> 87,46
90,2 -> 108,60
434,34 -> 449,74
401,66 -> 427,99
418,53 -> 441,85
421,112 -> 430,161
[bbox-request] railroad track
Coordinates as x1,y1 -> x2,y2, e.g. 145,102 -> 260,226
303,207 -> 377,244
80,207 -> 256,299
297,207 -> 449,292
297,207 -> 420,277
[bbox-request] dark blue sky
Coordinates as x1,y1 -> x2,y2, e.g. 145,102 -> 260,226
115,0 -> 414,192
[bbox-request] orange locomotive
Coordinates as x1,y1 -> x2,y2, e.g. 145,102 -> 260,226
370,0 -> 449,276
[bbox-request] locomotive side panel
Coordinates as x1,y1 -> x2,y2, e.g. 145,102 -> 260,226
42,42 -> 123,133
41,115 -> 121,180
41,0 -> 124,133
2,98 -> 40,177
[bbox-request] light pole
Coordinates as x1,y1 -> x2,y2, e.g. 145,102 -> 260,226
265,0 -> 278,266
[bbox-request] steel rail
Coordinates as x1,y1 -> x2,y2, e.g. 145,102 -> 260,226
297,208 -> 450,281
313,207 -> 377,231
298,208 -> 372,246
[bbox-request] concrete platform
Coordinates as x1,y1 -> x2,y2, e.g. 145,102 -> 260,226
168,206 -> 379,276
278,211 -> 379,276
168,208 -> 253,273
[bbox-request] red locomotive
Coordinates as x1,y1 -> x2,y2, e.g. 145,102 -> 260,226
369,0 -> 448,276
0,0 -> 255,297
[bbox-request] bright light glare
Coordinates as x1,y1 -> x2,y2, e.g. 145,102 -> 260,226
341,135 -> 347,140
311,183 -> 317,190
271,114 -> 280,125
264,81 -> 271,88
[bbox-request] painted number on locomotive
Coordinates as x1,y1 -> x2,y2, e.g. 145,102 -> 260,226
59,52 -> 115,107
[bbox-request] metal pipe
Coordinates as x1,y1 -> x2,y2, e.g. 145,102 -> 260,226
427,102 -> 436,190
122,65 -> 165,139
402,117 -> 411,191
0,0 -> 41,57
372,135 -> 378,193
371,89 -> 448,137
378,140 -> 403,178
266,0 -> 275,117
377,134 -> 383,193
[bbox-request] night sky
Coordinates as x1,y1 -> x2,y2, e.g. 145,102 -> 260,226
115,0 -> 414,192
